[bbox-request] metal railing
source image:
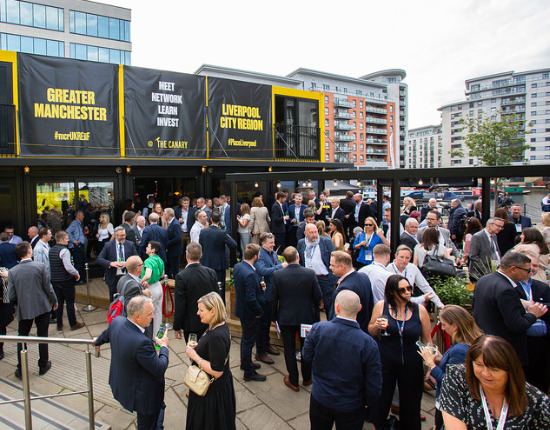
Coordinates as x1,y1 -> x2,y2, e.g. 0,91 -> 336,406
0,335 -> 96,430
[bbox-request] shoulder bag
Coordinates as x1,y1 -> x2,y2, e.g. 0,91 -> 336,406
422,247 -> 456,277
184,354 -> 229,397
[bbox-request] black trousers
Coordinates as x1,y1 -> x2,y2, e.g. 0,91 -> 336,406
256,301 -> 271,355
52,279 -> 77,327
240,317 -> 260,376
317,276 -> 336,317
274,232 -> 286,255
525,335 -> 550,393
280,325 -> 310,386
310,395 -> 365,430
166,253 -> 180,279
17,312 -> 50,371
137,402 -> 165,430
71,243 -> 87,280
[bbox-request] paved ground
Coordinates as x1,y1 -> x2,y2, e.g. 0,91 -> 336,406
0,279 -> 437,429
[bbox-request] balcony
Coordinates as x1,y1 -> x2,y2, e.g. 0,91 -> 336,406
365,137 -> 387,145
335,144 -> 352,153
333,98 -> 353,108
400,90 -> 406,96
334,111 -> 355,119
334,121 -> 356,131
400,121 -> 406,127
365,105 -> 387,114
501,106 -> 526,114
334,133 -> 354,142
366,127 -> 387,135
400,131 -> 406,136
501,98 -> 525,106
399,101 -> 406,107
366,148 -> 387,155
365,116 -> 387,125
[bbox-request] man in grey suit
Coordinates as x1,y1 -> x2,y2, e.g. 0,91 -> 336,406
417,210 -> 460,259
8,241 -> 58,379
468,217 -> 504,281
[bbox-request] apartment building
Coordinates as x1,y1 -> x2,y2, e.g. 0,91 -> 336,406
0,0 -> 131,64
439,68 -> 550,167
407,125 -> 442,169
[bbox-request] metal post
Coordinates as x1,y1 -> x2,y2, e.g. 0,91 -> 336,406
376,179 -> 384,226
21,349 -> 33,430
390,178 -> 401,256
481,177 -> 491,225
85,349 -> 95,430
82,262 -> 96,311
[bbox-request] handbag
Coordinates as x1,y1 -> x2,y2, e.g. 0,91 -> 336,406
422,248 -> 456,277
184,365 -> 215,396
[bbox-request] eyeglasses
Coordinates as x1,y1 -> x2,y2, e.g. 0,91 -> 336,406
398,286 -> 413,293
514,266 -> 532,273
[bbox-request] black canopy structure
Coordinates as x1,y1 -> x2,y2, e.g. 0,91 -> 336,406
226,164 -> 550,259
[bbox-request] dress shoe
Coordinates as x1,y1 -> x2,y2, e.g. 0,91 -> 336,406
255,353 -> 274,364
302,379 -> 312,387
243,372 -> 266,382
56,324 -> 63,331
240,362 -> 261,370
70,322 -> 85,330
284,376 -> 299,392
39,361 -> 52,375
266,346 -> 280,355
49,317 -> 57,325
14,368 -> 22,380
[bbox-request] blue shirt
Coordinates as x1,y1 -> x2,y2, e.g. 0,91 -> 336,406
353,232 -> 383,265
66,219 -> 85,249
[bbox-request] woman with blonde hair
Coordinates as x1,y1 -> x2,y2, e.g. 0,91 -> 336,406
186,292 -> 236,429
237,203 -> 251,256
541,212 -> 550,246
513,227 -> 550,283
316,220 -> 329,239
248,197 -> 271,244
353,217 -> 388,267
96,212 -> 114,254
153,202 -> 168,229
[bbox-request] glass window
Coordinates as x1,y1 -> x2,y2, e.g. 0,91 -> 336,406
0,34 -> 6,50
98,16 -> 109,37
46,39 -> 59,56
59,9 -> 64,31
6,0 -> 20,24
99,47 -> 109,63
109,18 -> 119,40
75,11 -> 86,34
36,182 -> 75,228
87,14 -> 98,36
7,34 -> 20,51
75,44 -> 86,60
34,37 -> 46,55
109,49 -> 120,64
46,6 -> 57,30
1,0 -> 6,22
70,11 -> 75,33
119,20 -> 125,41
20,35 -> 33,53
125,21 -> 130,42
33,3 -> 45,28
87,45 -> 98,61
20,2 -> 33,26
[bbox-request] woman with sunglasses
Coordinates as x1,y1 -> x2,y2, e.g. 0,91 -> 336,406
369,274 -> 432,430
353,217 -> 389,267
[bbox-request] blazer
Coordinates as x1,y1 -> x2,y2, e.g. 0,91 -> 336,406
254,247 -> 283,302
302,317 -> 382,411
166,218 -> 183,257
429,342 -> 469,397
339,197 -> 355,220
132,226 -> 144,246
33,240 -> 50,271
95,316 -> 168,415
199,225 -> 237,271
0,242 -> 18,269
219,204 -> 232,234
514,278 -> 550,330
331,271 -> 374,333
97,240 -> 138,292
233,261 -> 263,320
355,202 -> 373,227
139,224 -> 168,262
472,271 -> 536,365
270,201 -> 286,234
399,232 -> 419,256
120,222 -> 136,245
8,259 -> 57,320
287,204 -> 305,230
249,206 -> 271,235
497,222 -> 518,257
297,236 -> 336,277
468,230 -> 500,281
174,206 -> 196,233
327,206 -> 346,223
173,263 -> 218,334
511,215 -> 532,231
271,263 -> 321,325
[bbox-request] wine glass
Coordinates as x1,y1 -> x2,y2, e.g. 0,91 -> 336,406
378,315 -> 390,337
188,333 -> 198,348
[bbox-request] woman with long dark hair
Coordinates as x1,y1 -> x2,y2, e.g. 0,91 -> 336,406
463,217 -> 483,263
495,208 -> 517,256
329,218 -> 346,251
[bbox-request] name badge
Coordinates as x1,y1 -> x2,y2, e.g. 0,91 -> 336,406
300,324 -> 313,337
515,224 -> 522,233
365,253 -> 373,261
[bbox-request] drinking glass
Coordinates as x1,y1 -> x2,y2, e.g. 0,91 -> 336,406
378,316 -> 390,336
188,333 -> 198,348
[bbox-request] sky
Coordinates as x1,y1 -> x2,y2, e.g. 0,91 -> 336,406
101,0 -> 550,129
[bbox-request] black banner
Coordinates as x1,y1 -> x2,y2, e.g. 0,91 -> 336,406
208,78 -> 272,159
124,66 -> 206,158
18,54 -> 119,157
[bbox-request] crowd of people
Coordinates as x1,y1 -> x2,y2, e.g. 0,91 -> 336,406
1,188 -> 550,429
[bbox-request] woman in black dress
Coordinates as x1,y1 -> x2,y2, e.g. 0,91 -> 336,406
0,267 -> 14,360
185,292 -> 236,430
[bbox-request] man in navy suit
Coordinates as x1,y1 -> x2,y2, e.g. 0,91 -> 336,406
303,290 -> 382,429
329,251 -> 374,333
510,204 -> 532,235
97,226 -> 138,301
199,210 -> 237,304
271,191 -> 288,254
297,224 -> 337,316
139,213 -> 168,263
234,243 -> 266,382
174,197 -> 195,261
0,232 -> 18,269
95,296 -> 169,430
164,208 -> 182,279
218,195 -> 232,233
327,198 -> 346,224
287,193 -> 306,247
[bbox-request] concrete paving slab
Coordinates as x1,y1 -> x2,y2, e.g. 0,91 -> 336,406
94,403 -> 135,430
255,375 -> 311,421
238,404 -> 294,430
233,379 -> 262,413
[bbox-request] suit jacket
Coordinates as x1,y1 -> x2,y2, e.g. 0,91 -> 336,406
468,230 -> 500,281
254,247 -> 283,302
511,215 -> 532,232
8,259 -> 57,320
132,226 -> 144,246
97,240 -> 138,291
0,242 -> 18,269
199,225 -> 237,271
139,224 -> 168,262
219,204 -> 232,234
302,317 -> 382,411
120,222 -> 136,245
174,206 -> 196,233
331,271 -> 374,333
271,263 -> 321,325
249,207 -> 271,234
271,201 -> 286,234
173,263 -> 218,333
166,218 -> 183,257
30,236 -> 40,249
95,316 -> 168,415
339,197 -> 355,220
297,236 -> 336,278
417,226 -> 460,258
514,278 -> 550,331
287,204 -> 305,229
472,271 -> 536,365
355,202 -> 373,227
399,232 -> 419,256
233,261 -> 263,320
328,206 -> 346,223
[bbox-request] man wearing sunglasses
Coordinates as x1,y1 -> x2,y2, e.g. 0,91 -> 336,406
473,251 -> 547,368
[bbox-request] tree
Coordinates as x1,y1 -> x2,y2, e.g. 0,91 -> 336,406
452,111 -> 531,210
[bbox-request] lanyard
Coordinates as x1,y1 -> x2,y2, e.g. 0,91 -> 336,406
395,317 -> 405,345
364,233 -> 374,250
480,387 -> 508,430
520,281 -> 533,302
